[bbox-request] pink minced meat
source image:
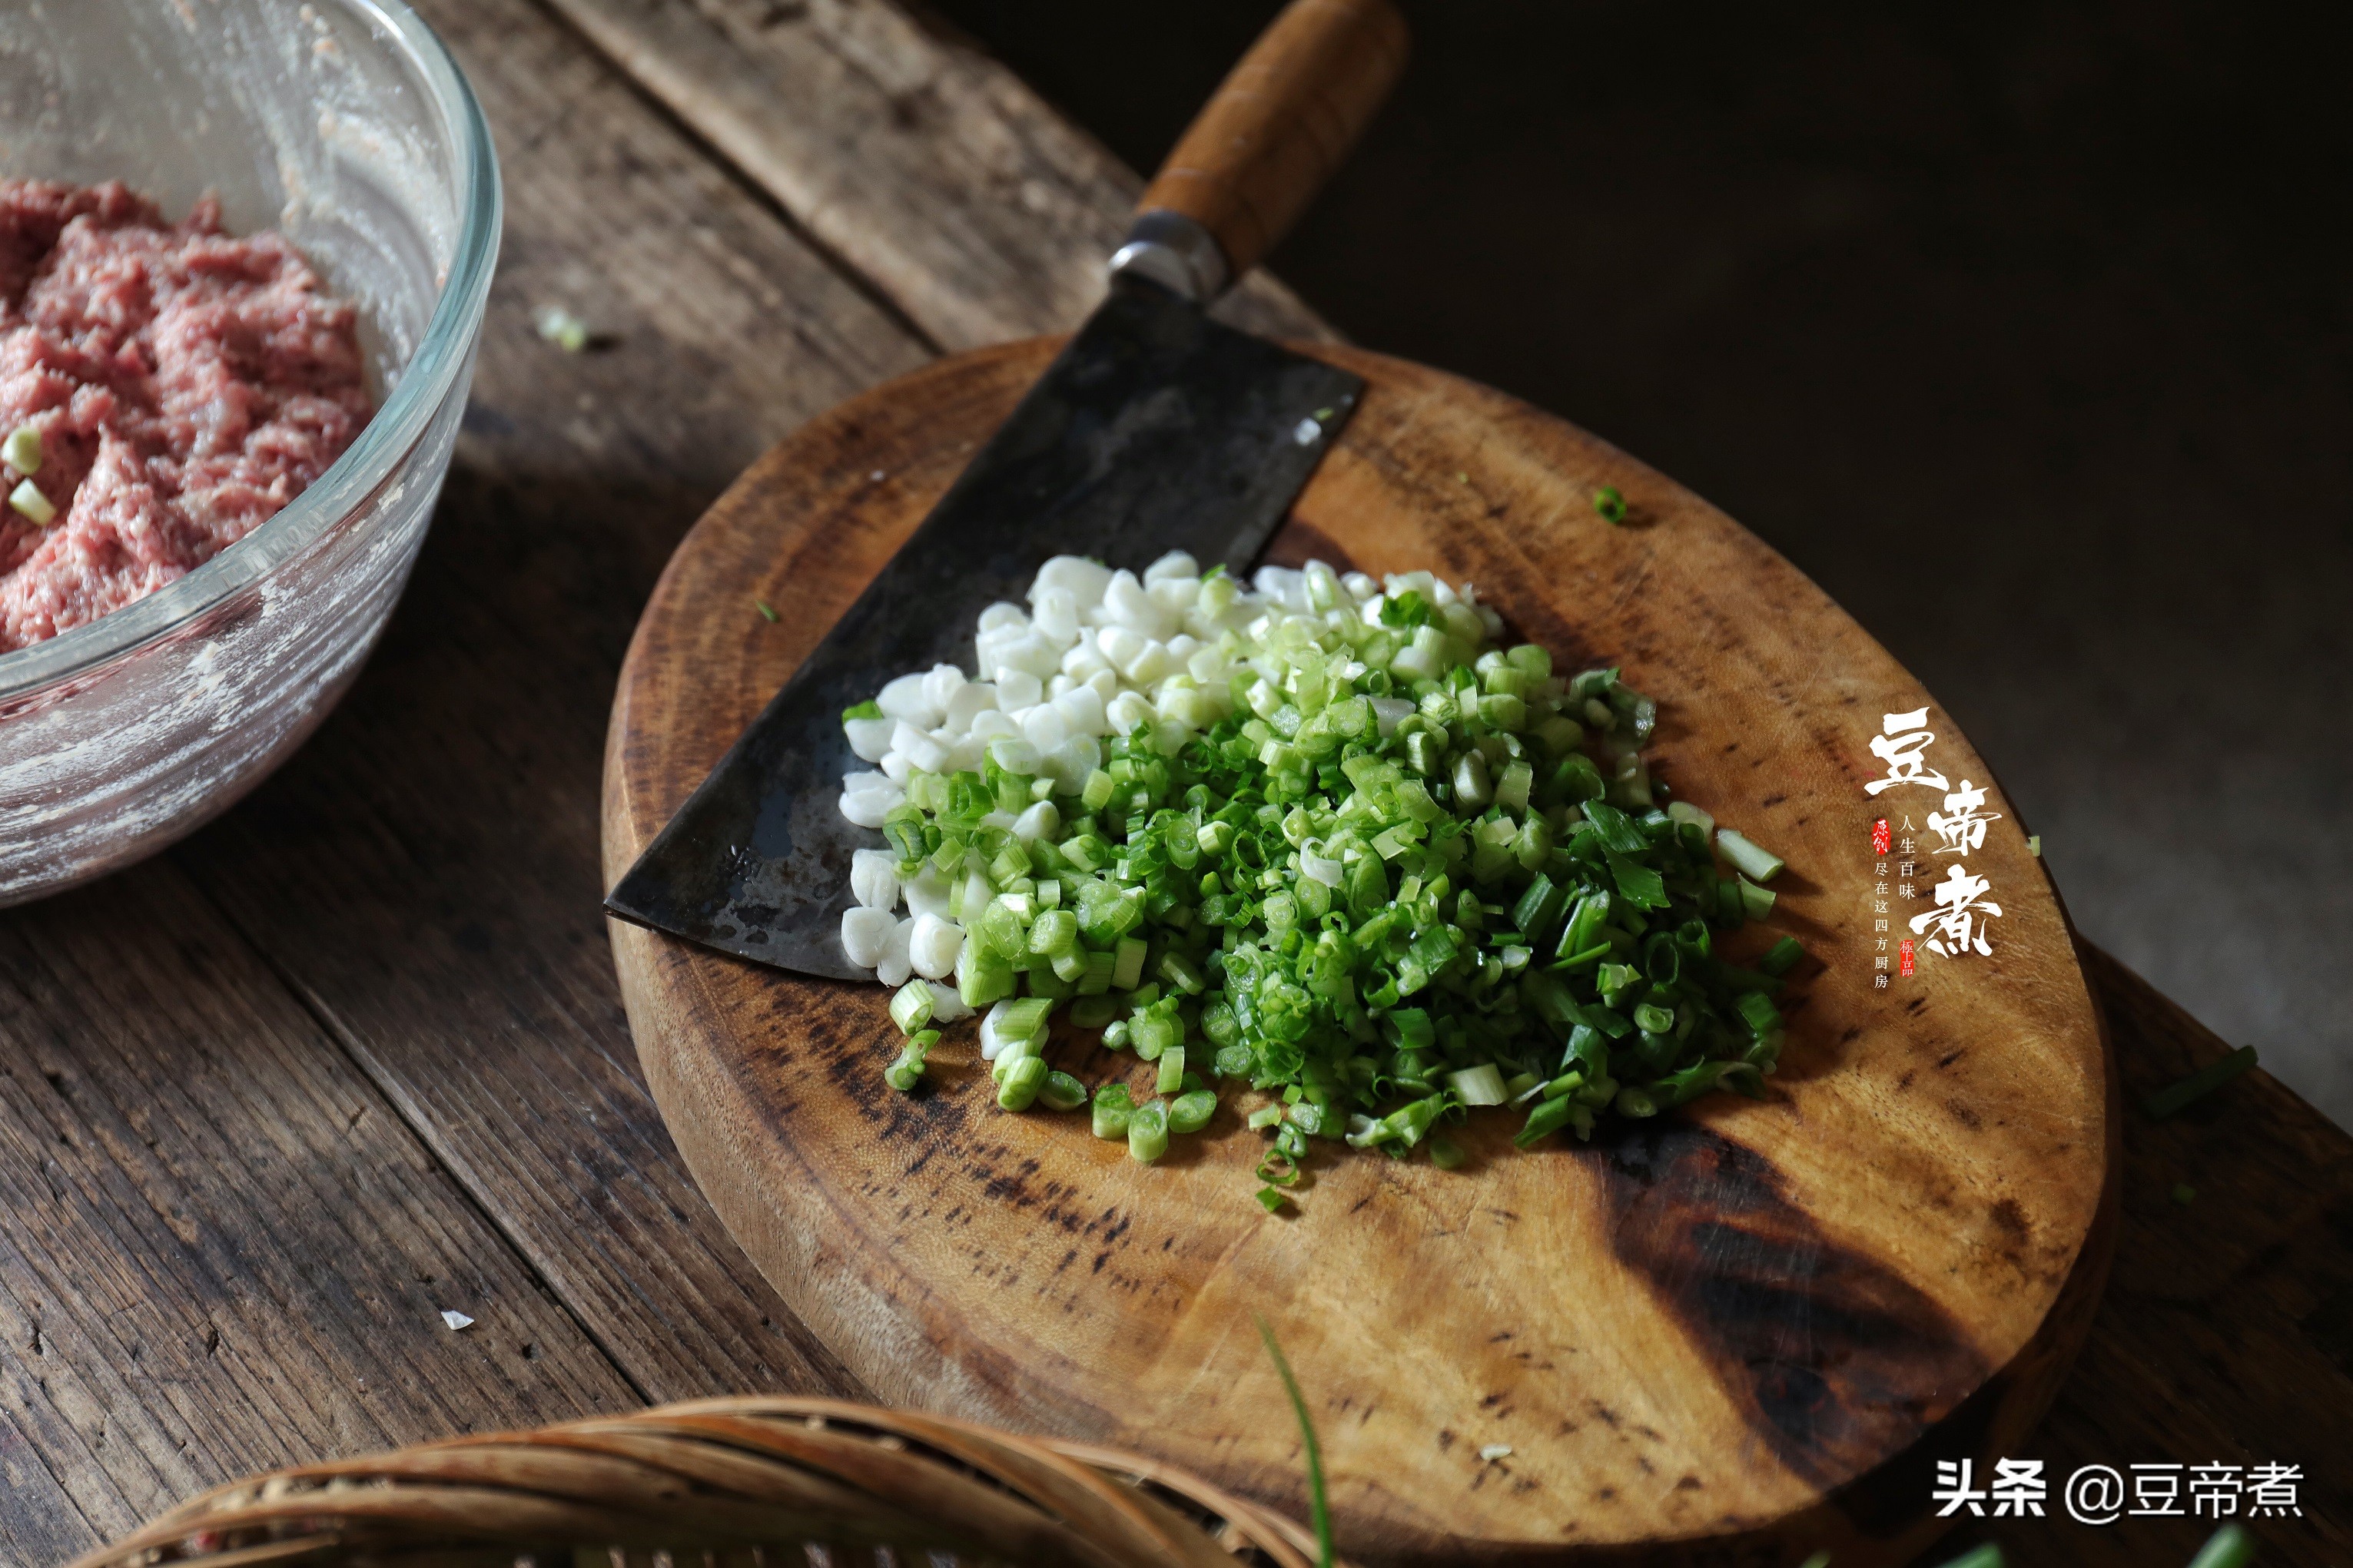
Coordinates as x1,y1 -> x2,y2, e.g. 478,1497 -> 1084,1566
0,179 -> 372,653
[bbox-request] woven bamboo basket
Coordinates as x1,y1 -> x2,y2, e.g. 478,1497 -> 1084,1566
70,1397 -> 1343,1568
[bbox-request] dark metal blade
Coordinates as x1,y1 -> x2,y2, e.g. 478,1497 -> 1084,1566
605,277 -> 1362,977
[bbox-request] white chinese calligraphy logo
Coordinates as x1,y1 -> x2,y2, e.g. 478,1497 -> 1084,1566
1927,778 -> 2003,856
1866,708 -> 1950,796
1911,864 -> 2003,957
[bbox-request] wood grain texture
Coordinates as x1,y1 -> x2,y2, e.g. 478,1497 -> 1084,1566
602,337 -> 2116,1564
0,864 -> 636,1565
1137,0 -> 1409,281
172,0 -> 921,1411
533,0 -> 1333,348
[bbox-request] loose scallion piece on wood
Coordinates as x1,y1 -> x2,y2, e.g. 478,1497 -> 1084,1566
884,1030 -> 936,1092
754,598 -> 779,622
533,303 -> 591,351
1256,1315 -> 1333,1567
837,554 -> 1800,1204
1594,485 -> 1627,524
2142,1045 -> 2258,1119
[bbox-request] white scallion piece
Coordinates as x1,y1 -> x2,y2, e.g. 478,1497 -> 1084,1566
4,424 -> 41,476
440,1309 -> 475,1331
8,479 -> 54,526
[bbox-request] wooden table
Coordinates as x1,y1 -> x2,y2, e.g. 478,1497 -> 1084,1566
0,4 -> 2341,1563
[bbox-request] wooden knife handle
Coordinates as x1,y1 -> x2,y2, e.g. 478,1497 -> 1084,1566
1133,0 -> 1409,292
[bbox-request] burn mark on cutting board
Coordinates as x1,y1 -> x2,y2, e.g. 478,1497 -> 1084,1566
1596,1119 -> 1988,1488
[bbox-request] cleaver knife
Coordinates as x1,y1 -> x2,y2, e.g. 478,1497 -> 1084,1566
606,0 -> 1409,978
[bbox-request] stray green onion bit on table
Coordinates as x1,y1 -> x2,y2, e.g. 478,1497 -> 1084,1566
533,304 -> 591,352
1594,485 -> 1627,524
754,597 -> 779,622
2142,1044 -> 2258,1119
842,555 -> 1797,1202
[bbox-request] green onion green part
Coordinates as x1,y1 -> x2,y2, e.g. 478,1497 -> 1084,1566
1127,1099 -> 1170,1162
2142,1045 -> 2258,1120
1594,485 -> 1627,524
1256,1315 -> 1333,1568
2186,1524 -> 2254,1568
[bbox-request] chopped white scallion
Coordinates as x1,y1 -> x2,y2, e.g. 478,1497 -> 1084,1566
840,906 -> 896,968
1479,1444 -> 1512,1463
4,424 -> 41,476
850,849 -> 900,910
8,479 -> 54,526
441,1309 -> 475,1331
908,913 -> 964,980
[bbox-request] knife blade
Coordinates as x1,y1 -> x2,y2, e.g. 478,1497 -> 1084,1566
606,0 -> 1409,978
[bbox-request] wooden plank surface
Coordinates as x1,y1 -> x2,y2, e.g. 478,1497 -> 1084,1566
0,866 -> 635,1565
0,0 -> 2338,1563
176,0 -> 922,1408
536,0 -> 1332,346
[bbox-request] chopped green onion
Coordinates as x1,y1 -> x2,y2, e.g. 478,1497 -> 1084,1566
8,479 -> 54,526
755,598 -> 779,622
1127,1099 -> 1170,1162
1170,1089 -> 1217,1133
1428,1135 -> 1466,1170
1715,828 -> 1784,883
1447,1064 -> 1507,1106
1758,936 -> 1804,977
838,554 -> 1800,1205
996,1054 -> 1047,1110
883,1029 -> 937,1092
1092,1083 -> 1133,1139
888,981 -> 934,1036
2142,1045 -> 2258,1119
3,424 -> 41,476
1254,1185 -> 1289,1212
1594,485 -> 1626,524
1039,1069 -> 1090,1112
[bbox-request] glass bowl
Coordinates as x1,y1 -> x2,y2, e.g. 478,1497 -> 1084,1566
0,0 -> 499,905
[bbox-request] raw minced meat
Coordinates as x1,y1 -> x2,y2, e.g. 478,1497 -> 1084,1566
0,178 -> 373,654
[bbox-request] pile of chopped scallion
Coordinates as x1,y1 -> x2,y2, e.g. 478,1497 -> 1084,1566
837,555 -> 1799,1209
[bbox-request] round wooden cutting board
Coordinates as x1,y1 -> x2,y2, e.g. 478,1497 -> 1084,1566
601,339 -> 2116,1566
